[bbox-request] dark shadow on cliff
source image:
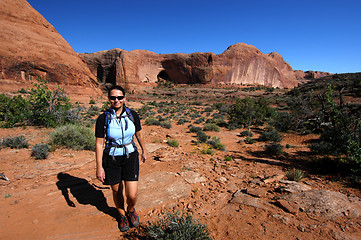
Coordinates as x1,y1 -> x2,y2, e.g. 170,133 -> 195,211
56,172 -> 118,219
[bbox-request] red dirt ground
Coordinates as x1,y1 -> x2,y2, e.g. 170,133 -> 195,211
1,80 -> 360,240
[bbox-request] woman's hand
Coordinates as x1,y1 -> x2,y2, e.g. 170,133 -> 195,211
140,152 -> 147,163
96,167 -> 105,183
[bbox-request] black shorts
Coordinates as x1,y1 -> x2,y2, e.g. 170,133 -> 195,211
102,151 -> 139,185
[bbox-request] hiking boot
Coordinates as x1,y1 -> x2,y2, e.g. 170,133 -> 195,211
118,214 -> 130,232
127,208 -> 140,227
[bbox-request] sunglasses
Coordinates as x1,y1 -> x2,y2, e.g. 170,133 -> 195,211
109,96 -> 125,101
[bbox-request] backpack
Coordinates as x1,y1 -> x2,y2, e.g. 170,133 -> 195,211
103,106 -> 136,158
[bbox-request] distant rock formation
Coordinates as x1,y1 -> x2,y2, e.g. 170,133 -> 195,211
0,0 -> 331,91
0,0 -> 96,86
81,43 -> 301,92
294,70 -> 333,84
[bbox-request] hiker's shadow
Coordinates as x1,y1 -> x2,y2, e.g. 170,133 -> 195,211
56,172 -> 118,219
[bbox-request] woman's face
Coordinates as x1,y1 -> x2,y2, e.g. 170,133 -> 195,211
108,89 -> 126,109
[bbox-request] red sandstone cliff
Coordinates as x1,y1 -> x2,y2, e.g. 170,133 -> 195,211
0,0 -> 96,86
81,43 -> 300,91
0,0 -> 331,91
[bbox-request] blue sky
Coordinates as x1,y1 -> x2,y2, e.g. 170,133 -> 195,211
28,0 -> 360,74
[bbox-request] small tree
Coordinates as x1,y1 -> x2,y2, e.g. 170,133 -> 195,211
227,97 -> 274,128
28,79 -> 72,127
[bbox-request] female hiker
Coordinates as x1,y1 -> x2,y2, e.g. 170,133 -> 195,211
95,85 -> 147,232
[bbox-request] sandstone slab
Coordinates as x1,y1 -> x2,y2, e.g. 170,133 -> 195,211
281,190 -> 361,219
137,172 -> 191,210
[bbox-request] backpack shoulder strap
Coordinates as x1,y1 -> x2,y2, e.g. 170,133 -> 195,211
124,106 -> 134,123
103,110 -> 112,146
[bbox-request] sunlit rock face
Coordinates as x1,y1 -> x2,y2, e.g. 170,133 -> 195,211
0,0 -> 96,86
82,43 -> 302,92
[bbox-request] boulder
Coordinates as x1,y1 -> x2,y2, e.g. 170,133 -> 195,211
0,0 -> 97,86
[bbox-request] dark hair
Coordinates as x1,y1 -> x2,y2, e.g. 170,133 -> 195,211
108,85 -> 125,96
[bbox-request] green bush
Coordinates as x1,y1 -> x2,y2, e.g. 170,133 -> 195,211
161,120 -> 172,129
177,118 -> 190,125
310,85 -> 361,173
245,136 -> 256,144
189,125 -> 202,133
208,136 -> 226,151
203,106 -> 213,112
31,143 -> 50,159
310,141 -> 335,155
240,130 -> 253,137
203,123 -> 220,132
146,210 -> 212,240
86,105 -> 100,117
0,94 -> 31,127
145,117 -> 162,126
269,111 -> 294,132
28,80 -> 72,127
259,128 -> 282,142
0,79 -> 74,128
197,131 -> 210,143
1,135 -> 29,149
50,124 -> 95,150
194,117 -> 205,124
201,146 -> 214,155
167,139 -> 179,147
286,168 -> 305,182
227,97 -> 274,128
265,143 -> 284,156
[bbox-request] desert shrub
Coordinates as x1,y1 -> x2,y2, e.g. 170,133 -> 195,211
227,97 -> 274,128
309,85 -> 361,174
167,139 -> 179,147
177,118 -> 190,125
310,141 -> 335,155
189,125 -> 202,133
259,128 -> 282,142
0,79 -> 75,128
145,210 -> 212,240
206,115 -> 227,128
245,136 -> 256,144
27,80 -> 73,127
50,124 -> 95,150
203,123 -> 220,132
137,104 -> 153,118
0,94 -> 32,127
145,117 -> 161,126
286,89 -> 324,133
286,168 -> 305,182
189,113 -> 202,119
161,120 -> 172,129
265,143 -> 284,156
197,131 -> 210,143
240,130 -> 253,137
269,111 -> 294,132
86,105 -> 100,117
208,136 -> 226,151
203,106 -> 213,112
194,117 -> 205,124
201,145 -> 214,155
31,143 -> 50,159
1,135 -> 29,149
